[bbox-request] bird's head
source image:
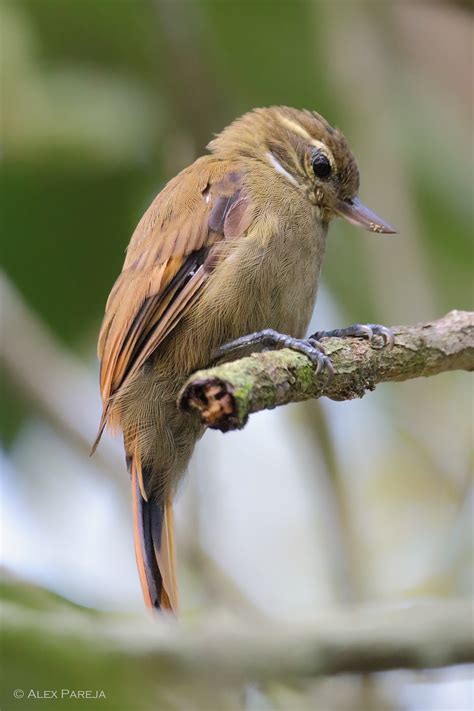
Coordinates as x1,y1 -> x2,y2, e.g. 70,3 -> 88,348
208,106 -> 396,234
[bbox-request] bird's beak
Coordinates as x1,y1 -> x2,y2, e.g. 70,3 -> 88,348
335,197 -> 397,234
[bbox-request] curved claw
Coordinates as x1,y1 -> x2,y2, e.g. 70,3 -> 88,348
314,355 -> 324,376
351,325 -> 373,340
322,357 -> 335,385
304,341 -> 330,380
305,339 -> 333,383
366,324 -> 395,349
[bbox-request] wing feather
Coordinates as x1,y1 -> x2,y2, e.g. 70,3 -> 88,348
94,157 -> 253,448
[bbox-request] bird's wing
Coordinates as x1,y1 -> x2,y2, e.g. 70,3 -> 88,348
94,158 -> 253,448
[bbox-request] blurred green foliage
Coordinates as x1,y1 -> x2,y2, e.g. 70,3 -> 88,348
2,164 -> 148,343
2,577 -> 158,711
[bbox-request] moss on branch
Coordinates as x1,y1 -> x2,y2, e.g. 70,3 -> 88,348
179,310 -> 474,431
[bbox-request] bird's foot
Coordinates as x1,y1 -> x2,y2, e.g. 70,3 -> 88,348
215,328 -> 334,381
310,323 -> 394,350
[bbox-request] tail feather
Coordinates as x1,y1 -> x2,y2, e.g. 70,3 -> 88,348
155,502 -> 179,609
131,458 -> 179,613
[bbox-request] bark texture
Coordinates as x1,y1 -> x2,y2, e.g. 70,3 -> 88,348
179,310 -> 474,431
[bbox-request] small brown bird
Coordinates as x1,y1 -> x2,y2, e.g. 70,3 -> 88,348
94,107 -> 395,613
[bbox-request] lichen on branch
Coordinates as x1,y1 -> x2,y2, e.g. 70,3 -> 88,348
179,310 -> 474,432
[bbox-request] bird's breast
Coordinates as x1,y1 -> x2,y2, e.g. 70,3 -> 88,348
196,204 -> 327,345
158,202 -> 328,377
262,209 -> 328,337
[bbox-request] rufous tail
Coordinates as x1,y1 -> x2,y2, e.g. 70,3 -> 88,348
130,457 -> 178,613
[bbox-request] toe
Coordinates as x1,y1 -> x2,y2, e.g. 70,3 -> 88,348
354,324 -> 374,340
320,355 -> 335,383
368,324 -> 395,348
378,326 -> 395,347
307,337 -> 326,354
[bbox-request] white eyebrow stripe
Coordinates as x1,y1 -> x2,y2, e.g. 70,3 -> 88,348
277,114 -> 312,140
266,151 -> 299,187
276,113 -> 336,168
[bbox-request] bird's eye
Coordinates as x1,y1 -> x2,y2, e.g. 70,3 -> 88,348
312,151 -> 331,179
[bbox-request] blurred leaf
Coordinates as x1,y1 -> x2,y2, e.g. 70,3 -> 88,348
17,0 -> 159,79
1,163 -> 160,345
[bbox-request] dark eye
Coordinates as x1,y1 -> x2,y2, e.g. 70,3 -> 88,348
312,151 -> 331,179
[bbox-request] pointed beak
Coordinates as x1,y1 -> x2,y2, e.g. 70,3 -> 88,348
335,197 -> 397,234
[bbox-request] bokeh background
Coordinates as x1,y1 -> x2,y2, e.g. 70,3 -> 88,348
1,1 -> 472,709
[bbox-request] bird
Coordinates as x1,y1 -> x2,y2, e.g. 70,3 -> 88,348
93,106 -> 396,614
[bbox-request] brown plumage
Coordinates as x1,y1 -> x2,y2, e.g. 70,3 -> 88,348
94,107 -> 395,613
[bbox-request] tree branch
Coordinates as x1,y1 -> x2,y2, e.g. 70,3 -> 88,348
3,586 -> 474,682
179,310 -> 474,431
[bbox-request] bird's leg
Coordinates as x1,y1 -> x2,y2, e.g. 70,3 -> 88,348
310,323 -> 395,349
215,328 -> 334,380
